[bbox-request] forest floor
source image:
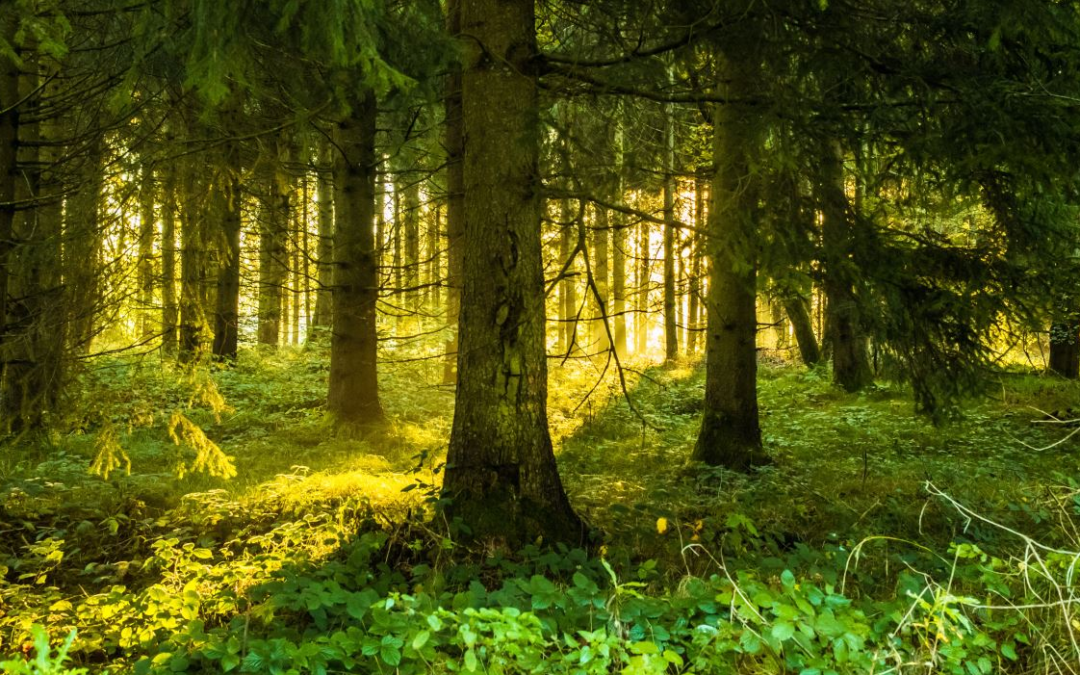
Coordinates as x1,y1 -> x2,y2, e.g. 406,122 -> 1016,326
1,344 -> 1078,673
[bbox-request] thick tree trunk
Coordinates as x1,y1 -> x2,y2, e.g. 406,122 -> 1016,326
783,294 -> 821,367
443,0 -> 465,384
1049,320 -> 1080,378
312,146 -> 334,334
443,0 -> 581,546
212,142 -> 242,360
819,139 -> 873,392
327,94 -> 385,425
693,56 -> 766,470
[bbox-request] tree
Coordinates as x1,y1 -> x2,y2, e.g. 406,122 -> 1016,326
443,0 -> 582,545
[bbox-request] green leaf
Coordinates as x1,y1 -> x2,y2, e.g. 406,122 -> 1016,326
412,631 -> 430,650
464,648 -> 479,672
771,621 -> 795,641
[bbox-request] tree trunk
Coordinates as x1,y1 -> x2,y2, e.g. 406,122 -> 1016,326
443,0 -> 582,546
819,139 -> 873,392
635,219 -> 650,355
68,136 -> 103,355
558,199 -> 577,354
137,163 -> 156,340
327,93 -> 385,426
258,145 -> 289,348
161,158 -> 178,355
692,55 -> 766,470
0,5 -> 18,370
1049,320 -> 1080,378
688,176 -> 705,355
611,112 -> 627,358
212,142 -> 242,360
443,0 -> 465,384
312,145 -> 334,334
783,294 -> 820,367
179,157 -> 210,362
403,175 -> 420,306
662,92 -> 678,362
591,206 -> 610,352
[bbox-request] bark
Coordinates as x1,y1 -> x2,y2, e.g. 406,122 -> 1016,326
403,175 -> 420,304
212,141 -> 242,360
783,294 -> 821,367
68,136 -> 103,355
327,93 -> 385,425
137,163 -> 156,340
635,219 -> 650,355
179,157 -> 210,362
662,92 -> 678,361
819,139 -> 873,392
558,199 -> 577,354
443,0 -> 582,546
688,177 -> 705,355
591,206 -> 610,351
161,160 -> 178,355
443,0 -> 465,384
1050,320 -> 1080,378
258,144 -> 289,347
312,145 -> 334,333
692,55 -> 766,470
611,113 -> 627,358
0,5 -> 17,368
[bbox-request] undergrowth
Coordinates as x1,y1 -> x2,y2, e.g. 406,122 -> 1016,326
1,346 -> 1078,674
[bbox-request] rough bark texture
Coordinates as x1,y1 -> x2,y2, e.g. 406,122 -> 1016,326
783,295 -> 821,367
68,137 -> 103,355
443,0 -> 582,546
692,56 -> 766,470
819,139 -> 873,392
1049,320 -> 1080,378
442,4 -> 464,382
327,95 -> 385,426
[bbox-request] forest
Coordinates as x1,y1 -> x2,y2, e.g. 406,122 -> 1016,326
2,0 -> 1080,673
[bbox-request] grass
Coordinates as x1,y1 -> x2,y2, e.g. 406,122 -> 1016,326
1,344 -> 1079,672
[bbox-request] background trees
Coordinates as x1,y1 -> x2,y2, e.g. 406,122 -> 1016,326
0,0 -> 1078,531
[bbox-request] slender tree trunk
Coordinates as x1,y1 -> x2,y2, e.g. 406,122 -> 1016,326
302,176 -> 311,338
258,146 -> 289,348
592,206 -> 610,351
161,160 -> 178,355
611,113 -> 627,358
312,145 -> 334,334
783,295 -> 820,367
327,94 -> 385,425
819,138 -> 872,392
693,55 -> 766,470
291,213 -> 301,344
403,176 -> 420,307
0,5 -> 18,370
212,142 -> 242,360
688,176 -> 705,355
69,136 -> 103,355
179,158 -> 210,362
558,199 -> 577,354
662,92 -> 678,362
1050,320 -> 1080,378
635,219 -> 650,355
430,203 -> 442,309
137,163 -> 156,340
443,0 -> 581,545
